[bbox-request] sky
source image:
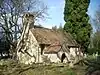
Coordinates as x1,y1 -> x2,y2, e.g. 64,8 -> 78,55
38,0 -> 65,28
37,0 -> 100,29
88,0 -> 100,19
88,0 -> 100,31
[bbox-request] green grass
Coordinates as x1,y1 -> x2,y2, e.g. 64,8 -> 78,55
0,59 -> 86,75
23,65 -> 77,75
22,64 -> 86,75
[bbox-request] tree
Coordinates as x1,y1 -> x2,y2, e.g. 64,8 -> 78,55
92,30 -> 100,48
58,23 -> 63,31
88,30 -> 100,54
92,10 -> 100,49
0,0 -> 47,47
52,25 -> 57,30
0,0 -> 47,60
85,9 -> 100,75
89,11 -> 100,32
88,10 -> 100,54
64,0 -> 92,52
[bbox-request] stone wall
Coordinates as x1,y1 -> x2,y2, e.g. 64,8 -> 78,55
17,31 -> 41,64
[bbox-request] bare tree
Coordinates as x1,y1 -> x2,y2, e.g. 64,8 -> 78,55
91,10 -> 100,31
89,9 -> 100,50
0,0 -> 47,47
0,0 -> 47,60
52,25 -> 57,30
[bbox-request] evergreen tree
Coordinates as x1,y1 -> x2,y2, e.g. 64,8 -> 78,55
64,0 -> 92,51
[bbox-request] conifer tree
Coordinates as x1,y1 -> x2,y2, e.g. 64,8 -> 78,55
64,0 -> 92,51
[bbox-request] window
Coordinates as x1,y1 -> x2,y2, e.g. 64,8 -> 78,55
40,44 -> 45,55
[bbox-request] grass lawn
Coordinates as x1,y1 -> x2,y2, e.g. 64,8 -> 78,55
23,64 -> 86,75
0,59 -> 86,75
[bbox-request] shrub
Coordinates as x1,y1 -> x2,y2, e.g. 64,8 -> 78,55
86,56 -> 100,75
87,48 -> 100,55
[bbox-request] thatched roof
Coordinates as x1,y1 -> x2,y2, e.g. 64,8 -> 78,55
44,42 -> 62,53
30,27 -> 78,47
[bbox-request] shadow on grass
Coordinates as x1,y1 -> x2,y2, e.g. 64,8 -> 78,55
0,59 -> 86,75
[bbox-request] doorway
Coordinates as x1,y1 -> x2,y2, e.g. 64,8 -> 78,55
61,53 -> 66,63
